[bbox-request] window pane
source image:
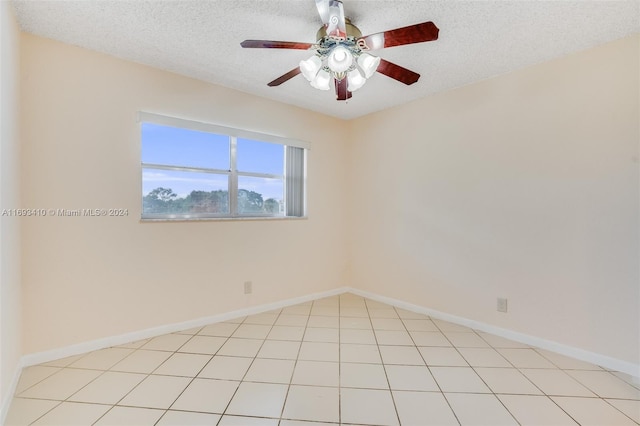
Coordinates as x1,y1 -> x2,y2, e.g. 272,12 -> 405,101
238,176 -> 284,215
143,168 -> 229,215
237,138 -> 284,175
142,123 -> 229,170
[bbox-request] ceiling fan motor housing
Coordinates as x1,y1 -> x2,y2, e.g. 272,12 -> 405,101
313,18 -> 370,82
316,17 -> 362,41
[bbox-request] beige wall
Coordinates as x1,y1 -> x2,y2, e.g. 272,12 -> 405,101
20,34 -> 349,354
0,0 -> 22,403
15,27 -> 640,370
348,35 -> 639,364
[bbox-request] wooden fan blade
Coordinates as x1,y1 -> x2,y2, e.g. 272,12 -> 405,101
376,59 -> 420,85
315,0 -> 331,24
326,0 -> 347,38
268,68 -> 302,87
240,40 -> 313,50
358,21 -> 439,50
335,77 -> 352,101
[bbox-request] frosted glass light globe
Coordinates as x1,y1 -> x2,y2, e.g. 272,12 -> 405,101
347,69 -> 366,91
327,46 -> 353,73
299,56 -> 322,81
310,69 -> 331,90
358,53 -> 381,78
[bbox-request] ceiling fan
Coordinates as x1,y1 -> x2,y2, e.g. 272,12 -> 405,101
240,0 -> 439,101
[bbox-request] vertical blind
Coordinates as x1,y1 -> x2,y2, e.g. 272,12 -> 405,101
286,146 -> 306,217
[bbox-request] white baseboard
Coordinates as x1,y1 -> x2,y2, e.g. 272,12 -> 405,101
0,358 -> 26,426
15,286 -> 640,378
4,284 -> 637,424
346,287 -> 640,379
21,286 -> 348,368
0,287 -> 349,425
1,287 -> 347,422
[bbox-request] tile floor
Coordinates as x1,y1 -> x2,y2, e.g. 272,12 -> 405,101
5,293 -> 640,425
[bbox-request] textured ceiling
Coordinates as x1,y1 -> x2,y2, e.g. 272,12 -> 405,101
11,0 -> 640,120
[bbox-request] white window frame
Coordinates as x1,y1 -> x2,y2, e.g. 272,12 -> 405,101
139,112 -> 308,221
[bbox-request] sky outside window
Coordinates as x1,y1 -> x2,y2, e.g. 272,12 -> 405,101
237,138 -> 284,175
142,123 -> 285,202
141,123 -> 230,170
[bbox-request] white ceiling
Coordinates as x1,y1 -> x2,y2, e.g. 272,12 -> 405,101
11,0 -> 640,120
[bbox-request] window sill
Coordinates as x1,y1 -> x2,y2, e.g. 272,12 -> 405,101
140,215 -> 308,223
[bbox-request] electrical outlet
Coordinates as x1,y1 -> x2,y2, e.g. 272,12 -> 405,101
497,297 -> 508,313
244,281 -> 252,295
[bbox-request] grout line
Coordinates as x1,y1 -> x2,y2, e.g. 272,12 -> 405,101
23,400 -> 64,426
362,297 -> 403,426
559,369 -> 640,424
455,336 -> 522,425
98,324 -> 232,424
399,306 -> 463,426
9,293 -> 640,426
337,294 -> 342,425
277,305 -> 313,424
153,333 -> 221,424
215,308 -> 290,424
91,328 -> 211,424
26,347 -> 152,426
11,366 -> 67,399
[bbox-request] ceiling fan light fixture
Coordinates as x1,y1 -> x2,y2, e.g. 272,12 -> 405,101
299,55 -> 322,81
358,53 -> 381,79
241,1 -> 440,101
310,69 -> 331,90
347,69 -> 366,91
327,45 -> 353,73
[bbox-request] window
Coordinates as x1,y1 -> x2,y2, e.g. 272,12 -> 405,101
139,112 -> 307,220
